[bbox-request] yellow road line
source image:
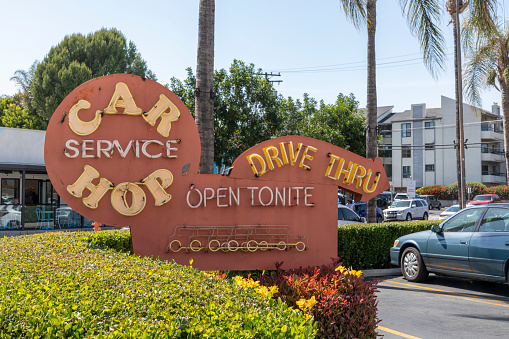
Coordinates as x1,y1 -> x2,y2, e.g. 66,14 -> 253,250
377,325 -> 422,339
382,281 -> 509,307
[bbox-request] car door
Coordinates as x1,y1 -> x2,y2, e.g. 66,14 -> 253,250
426,208 -> 485,274
469,207 -> 509,278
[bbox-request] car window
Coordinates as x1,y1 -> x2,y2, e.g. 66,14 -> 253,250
478,208 -> 509,232
343,208 -> 360,221
444,206 -> 459,213
338,207 -> 345,220
441,208 -> 484,232
414,200 -> 422,207
392,201 -> 411,208
473,196 -> 490,201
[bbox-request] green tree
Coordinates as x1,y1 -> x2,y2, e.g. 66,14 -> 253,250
171,60 -> 366,167
172,60 -> 280,167
339,0 -> 446,222
0,95 -> 45,129
195,0 -> 216,174
278,93 -> 366,156
31,28 -> 156,121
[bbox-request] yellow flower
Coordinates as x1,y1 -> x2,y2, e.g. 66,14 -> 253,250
335,265 -> 347,273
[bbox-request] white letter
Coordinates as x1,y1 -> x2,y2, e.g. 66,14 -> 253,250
65,140 -> 80,158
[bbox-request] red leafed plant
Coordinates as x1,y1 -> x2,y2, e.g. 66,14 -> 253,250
258,258 -> 380,338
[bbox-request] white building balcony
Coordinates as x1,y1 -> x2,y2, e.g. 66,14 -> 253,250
481,149 -> 505,162
481,123 -> 504,141
482,172 -> 506,185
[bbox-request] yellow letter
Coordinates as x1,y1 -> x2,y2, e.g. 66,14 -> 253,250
325,154 -> 341,179
363,170 -> 381,194
288,142 -> 303,165
247,153 -> 267,176
103,82 -> 142,115
142,94 -> 181,137
337,159 -> 357,185
299,146 -> 317,169
142,169 -> 173,206
111,183 -> 146,216
67,165 -> 112,208
351,165 -> 367,189
263,146 -> 283,170
279,142 -> 289,165
68,100 -> 102,136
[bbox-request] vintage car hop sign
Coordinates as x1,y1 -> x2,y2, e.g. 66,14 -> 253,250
45,74 -> 390,270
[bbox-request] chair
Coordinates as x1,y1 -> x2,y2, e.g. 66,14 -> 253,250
35,208 -> 52,230
55,209 -> 68,229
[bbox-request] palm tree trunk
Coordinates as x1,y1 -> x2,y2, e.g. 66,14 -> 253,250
366,0 -> 377,223
501,77 -> 509,186
195,0 -> 215,174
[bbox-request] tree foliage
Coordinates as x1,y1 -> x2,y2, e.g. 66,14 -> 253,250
31,28 -> 156,121
170,60 -> 366,167
0,95 -> 45,129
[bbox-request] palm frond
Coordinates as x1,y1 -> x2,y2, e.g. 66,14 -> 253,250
339,0 -> 367,30
462,0 -> 498,50
464,41 -> 499,109
399,0 -> 446,79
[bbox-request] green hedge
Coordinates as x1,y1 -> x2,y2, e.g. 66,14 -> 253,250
338,220 -> 442,269
0,232 -> 315,338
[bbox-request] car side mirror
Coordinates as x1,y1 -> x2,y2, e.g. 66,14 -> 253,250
431,224 -> 442,233
360,217 -> 367,223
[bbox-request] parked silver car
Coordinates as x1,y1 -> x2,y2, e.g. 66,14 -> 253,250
338,205 -> 366,224
383,199 -> 429,221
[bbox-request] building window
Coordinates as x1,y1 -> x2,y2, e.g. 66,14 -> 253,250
425,121 -> 435,129
402,146 -> 411,158
402,123 -> 411,137
425,164 -> 435,172
425,143 -> 434,150
379,145 -> 392,158
1,179 -> 20,204
402,166 -> 411,178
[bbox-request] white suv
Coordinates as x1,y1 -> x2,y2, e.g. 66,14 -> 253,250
383,199 -> 428,221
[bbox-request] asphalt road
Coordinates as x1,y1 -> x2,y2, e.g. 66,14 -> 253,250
370,274 -> 509,339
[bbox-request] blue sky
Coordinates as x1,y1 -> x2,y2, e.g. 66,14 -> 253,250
1,0 -> 507,112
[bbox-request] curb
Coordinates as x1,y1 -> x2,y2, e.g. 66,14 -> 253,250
362,268 -> 402,278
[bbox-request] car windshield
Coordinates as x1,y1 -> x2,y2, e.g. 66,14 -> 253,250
445,206 -> 459,213
391,200 -> 411,208
473,196 -> 491,201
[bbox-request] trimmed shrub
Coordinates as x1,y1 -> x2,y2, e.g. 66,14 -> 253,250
417,182 -> 488,200
338,221 -> 441,269
86,229 -> 133,253
258,259 -> 379,339
486,185 -> 509,199
0,232 -> 315,338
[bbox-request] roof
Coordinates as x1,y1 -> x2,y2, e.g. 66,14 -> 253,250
0,127 -> 46,170
384,107 -> 442,123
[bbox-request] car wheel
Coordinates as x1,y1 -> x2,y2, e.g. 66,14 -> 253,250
406,213 -> 412,221
437,203 -> 441,210
401,247 -> 429,282
377,215 -> 383,223
429,205 -> 433,210
423,212 -> 428,220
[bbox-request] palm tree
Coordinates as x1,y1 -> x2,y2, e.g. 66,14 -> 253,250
339,0 -> 446,222
195,0 -> 215,174
448,1 -> 497,207
10,61 -> 39,109
463,4 -> 508,185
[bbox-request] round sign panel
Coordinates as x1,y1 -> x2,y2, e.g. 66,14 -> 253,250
45,74 -> 200,227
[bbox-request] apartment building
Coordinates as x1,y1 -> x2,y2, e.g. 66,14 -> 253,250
376,96 -> 505,191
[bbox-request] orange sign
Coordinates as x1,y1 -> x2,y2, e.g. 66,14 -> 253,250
45,74 -> 390,270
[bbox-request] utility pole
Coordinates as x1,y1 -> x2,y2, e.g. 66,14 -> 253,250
453,0 -> 467,209
258,72 -> 283,84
